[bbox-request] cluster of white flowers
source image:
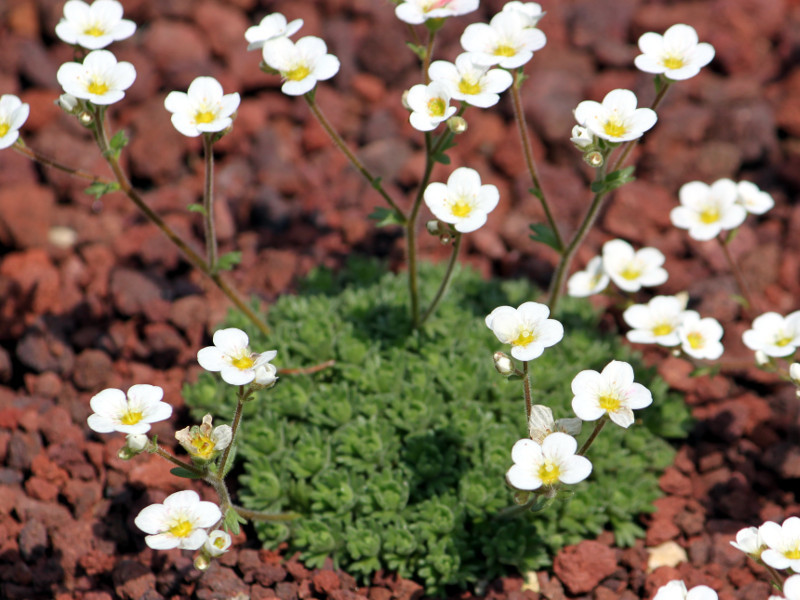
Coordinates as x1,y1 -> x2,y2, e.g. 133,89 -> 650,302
623,295 -> 724,360
568,238 -> 668,297
670,178 -> 773,241
731,519 -> 800,599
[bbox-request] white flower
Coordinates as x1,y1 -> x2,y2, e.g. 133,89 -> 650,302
204,530 -> 232,557
244,12 -> 303,51
601,239 -> 668,293
778,575 -> 800,600
262,36 -> 340,96
87,384 -> 172,435
253,360 -> 279,389
677,313 -> 724,360
134,490 -> 221,550
423,167 -> 499,233
567,256 -> 609,298
56,49 -> 136,105
395,0 -> 479,25
623,295 -> 692,347
729,526 -> 764,558
571,360 -> 653,428
653,580 -> 718,600
742,311 -> 800,358
736,180 -> 774,215
634,24 -> 715,81
164,77 -> 240,138
175,414 -> 232,461
197,328 -> 278,386
670,179 -> 747,241
460,11 -> 546,69
428,53 -> 513,109
570,125 -> 594,150
506,432 -> 592,491
406,81 -> 457,132
55,0 -> 136,50
485,302 -> 564,362
527,405 -> 582,445
760,517 -> 800,571
501,1 -> 545,28
0,95 -> 30,150
574,89 -> 657,143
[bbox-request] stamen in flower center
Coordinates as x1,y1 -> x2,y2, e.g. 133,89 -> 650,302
785,547 -> 800,560
603,118 -> 627,138
513,329 -> 536,347
427,97 -> 446,118
169,519 -> 194,538
191,434 -> 216,459
537,460 -> 560,485
213,536 -> 226,548
0,123 -> 9,137
662,55 -> 685,70
120,409 -> 143,425
493,44 -> 516,57
285,64 -> 311,82
83,24 -> 106,37
699,207 -> 720,224
450,199 -> 472,217
652,323 -> 673,337
87,78 -> 110,95
598,394 -> 621,412
620,265 -> 642,280
232,355 -> 255,370
686,332 -> 704,349
458,77 -> 482,96
194,110 -> 216,124
775,333 -> 794,347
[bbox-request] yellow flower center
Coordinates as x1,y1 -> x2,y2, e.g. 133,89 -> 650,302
686,332 -> 704,349
285,65 -> 311,82
194,110 -> 216,124
191,434 -> 216,459
537,460 -> 560,486
232,355 -> 254,370
699,207 -> 720,224
87,78 -> 109,96
513,329 -> 536,347
213,536 -> 227,549
450,199 -> 472,218
620,265 -> 642,280
0,122 -> 9,138
603,119 -> 627,138
169,519 -> 194,538
598,394 -> 621,412
652,323 -> 674,337
662,55 -> 685,70
493,44 -> 517,57
120,409 -> 143,426
83,24 -> 106,37
427,97 -> 446,118
458,77 -> 482,96
775,333 -> 794,347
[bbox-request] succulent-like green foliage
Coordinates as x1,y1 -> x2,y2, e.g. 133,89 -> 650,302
183,259 -> 691,594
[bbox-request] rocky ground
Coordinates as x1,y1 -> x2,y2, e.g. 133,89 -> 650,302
1,0 -> 800,599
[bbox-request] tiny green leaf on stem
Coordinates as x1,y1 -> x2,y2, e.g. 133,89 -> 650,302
368,206 -> 406,227
170,466 -> 205,479
529,223 -> 562,252
187,203 -> 208,214
84,180 -> 120,200
223,507 -> 247,535
590,166 -> 636,194
108,130 -> 129,159
217,251 -> 242,272
689,364 -> 722,378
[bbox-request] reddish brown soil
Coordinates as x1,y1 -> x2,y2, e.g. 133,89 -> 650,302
2,0 -> 800,599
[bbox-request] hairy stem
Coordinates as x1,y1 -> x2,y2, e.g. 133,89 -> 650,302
419,231 -> 462,326
202,134 -> 218,272
151,445 -> 204,476
717,234 -> 756,315
577,416 -> 607,456
217,387 -> 246,477
13,142 -> 107,182
522,360 -> 533,422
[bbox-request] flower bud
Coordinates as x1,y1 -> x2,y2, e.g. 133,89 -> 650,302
790,363 -> 800,385
204,530 -> 232,557
118,433 -> 148,459
252,362 -> 278,390
447,116 -> 467,134
401,89 -> 412,111
57,93 -> 79,114
493,352 -> 514,376
583,151 -> 603,168
570,125 -> 593,150
755,350 -> 770,367
426,220 -> 442,236
78,111 -> 94,127
194,553 -> 211,571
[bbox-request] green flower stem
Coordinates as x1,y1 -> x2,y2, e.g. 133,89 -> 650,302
717,233 -> 756,315
85,105 -> 270,336
13,141 -> 107,183
232,504 -> 301,521
577,415 -> 608,456
151,444 -> 205,476
510,70 -> 564,253
217,386 -> 247,477
303,92 -> 406,220
418,231 -> 462,326
422,30 -> 436,83
522,360 -> 533,422
763,563 -> 786,592
202,133 -> 218,273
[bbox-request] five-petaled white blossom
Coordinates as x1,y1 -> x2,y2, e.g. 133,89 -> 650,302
204,530 -> 233,557
428,53 -> 513,108
653,580 -> 718,600
742,311 -> 800,358
245,12 -> 303,51
485,302 -> 564,362
164,77 -> 240,138
571,360 -> 653,428
87,384 -> 172,435
198,328 -> 278,386
574,89 -> 657,143
501,1 -> 545,28
634,24 -> 715,81
506,432 -> 592,491
57,49 -> 136,105
567,256 -> 609,298
730,526 -> 764,559
134,490 -> 222,550
678,313 -> 724,360
0,95 -> 30,150
601,238 -> 668,293
406,81 -> 457,132
55,0 -> 136,50
423,167 -> 499,233
460,11 -> 546,69
623,295 -> 692,347
670,179 -> 747,241
262,36 -> 340,96
527,404 -> 582,445
736,180 -> 775,215
395,0 -> 479,25
759,517 -> 800,572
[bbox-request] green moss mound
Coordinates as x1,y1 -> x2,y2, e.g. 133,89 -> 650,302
183,259 -> 690,594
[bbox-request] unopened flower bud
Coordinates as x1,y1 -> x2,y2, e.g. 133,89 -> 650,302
194,553 -> 211,571
790,363 -> 800,385
493,351 -> 514,376
439,232 -> 452,244
118,433 -> 148,459
252,362 -> 278,390
570,125 -> 593,150
78,111 -> 94,126
583,151 -> 603,168
426,220 -> 442,236
204,530 -> 232,557
447,116 -> 467,134
755,350 -> 770,367
57,93 -> 79,114
401,89 -> 412,111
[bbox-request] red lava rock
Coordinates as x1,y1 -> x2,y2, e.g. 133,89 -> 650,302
0,182 -> 55,249
645,516 -> 681,547
18,519 -> 48,561
275,580 -> 300,600
7,430 -> 43,470
0,248 -> 62,316
142,20 -> 211,88
313,570 -> 342,594
659,467 -> 693,497
110,268 -> 170,322
113,559 -> 158,600
196,563 -> 250,599
552,540 -> 618,595
72,348 -> 114,391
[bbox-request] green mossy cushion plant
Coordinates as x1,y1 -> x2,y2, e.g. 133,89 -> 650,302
183,259 -> 691,594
